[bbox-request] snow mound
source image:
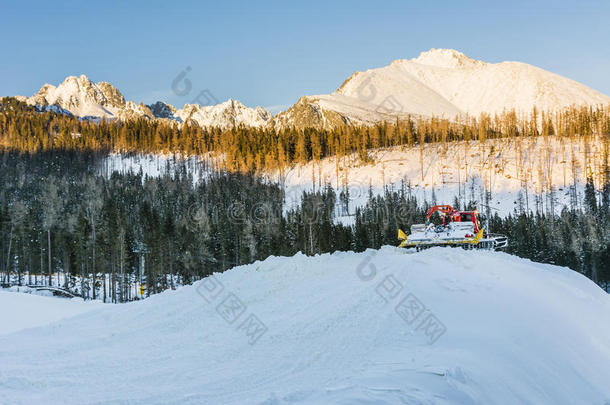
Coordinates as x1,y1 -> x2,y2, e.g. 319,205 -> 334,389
1,248 -> 609,404
0,290 -> 103,336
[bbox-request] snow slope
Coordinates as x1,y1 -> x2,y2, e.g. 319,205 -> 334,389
101,130 -> 605,219
401,49 -> 610,116
100,133 -> 607,218
1,248 -> 609,404
274,49 -> 610,128
277,135 -> 609,216
0,290 -> 103,336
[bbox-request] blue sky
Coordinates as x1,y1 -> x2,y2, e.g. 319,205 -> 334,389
2,0 -> 609,112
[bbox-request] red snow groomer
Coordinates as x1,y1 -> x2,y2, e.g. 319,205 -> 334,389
397,205 -> 508,250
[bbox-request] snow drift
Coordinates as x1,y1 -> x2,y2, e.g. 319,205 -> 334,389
1,248 -> 609,404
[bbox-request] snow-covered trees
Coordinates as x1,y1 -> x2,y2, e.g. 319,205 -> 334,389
0,152 -> 289,301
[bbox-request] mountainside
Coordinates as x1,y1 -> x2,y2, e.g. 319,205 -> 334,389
1,248 -> 609,404
277,134 -> 610,217
103,132 -> 608,218
276,49 -> 610,129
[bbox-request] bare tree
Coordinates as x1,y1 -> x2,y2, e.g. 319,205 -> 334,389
5,199 -> 26,284
83,177 -> 103,300
42,178 -> 62,286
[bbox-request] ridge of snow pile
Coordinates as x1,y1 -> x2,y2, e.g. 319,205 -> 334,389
0,290 -> 103,336
1,248 -> 609,404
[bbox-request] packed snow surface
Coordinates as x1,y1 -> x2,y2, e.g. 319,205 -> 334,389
1,248 -> 609,404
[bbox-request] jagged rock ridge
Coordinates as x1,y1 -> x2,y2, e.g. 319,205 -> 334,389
25,75 -> 271,129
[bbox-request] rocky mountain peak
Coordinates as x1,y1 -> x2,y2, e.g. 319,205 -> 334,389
148,101 -> 177,119
97,82 -> 126,109
412,48 -> 481,68
27,74 -> 129,117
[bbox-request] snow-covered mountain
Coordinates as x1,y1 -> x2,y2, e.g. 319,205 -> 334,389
18,49 -> 610,129
173,99 -> 271,128
146,99 -> 272,128
1,248 -> 609,403
275,49 -> 610,129
26,75 -> 155,121
25,75 -> 271,129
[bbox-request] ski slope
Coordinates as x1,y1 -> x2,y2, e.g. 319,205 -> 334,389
1,248 -> 609,404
